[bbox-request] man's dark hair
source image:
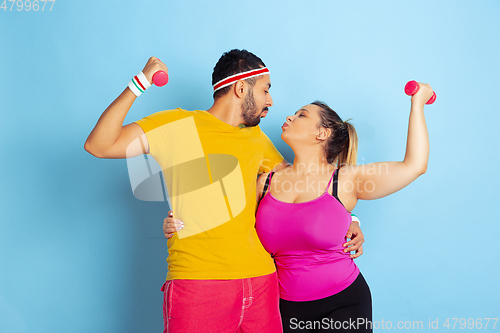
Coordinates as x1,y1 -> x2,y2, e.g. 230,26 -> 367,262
212,49 -> 266,99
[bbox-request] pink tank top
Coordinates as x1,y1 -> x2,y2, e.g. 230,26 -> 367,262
255,169 -> 359,301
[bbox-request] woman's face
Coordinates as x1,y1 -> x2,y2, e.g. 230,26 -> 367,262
281,104 -> 325,146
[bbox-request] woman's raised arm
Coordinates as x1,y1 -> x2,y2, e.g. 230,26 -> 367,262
350,82 -> 433,200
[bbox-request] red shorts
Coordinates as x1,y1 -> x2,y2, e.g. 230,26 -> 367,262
161,272 -> 282,333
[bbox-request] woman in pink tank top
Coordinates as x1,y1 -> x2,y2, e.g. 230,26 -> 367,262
163,82 -> 434,332
255,82 -> 433,332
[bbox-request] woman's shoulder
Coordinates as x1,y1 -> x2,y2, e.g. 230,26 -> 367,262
272,166 -> 293,177
337,164 -> 358,183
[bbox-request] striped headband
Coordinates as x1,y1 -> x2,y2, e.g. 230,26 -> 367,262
213,67 -> 270,92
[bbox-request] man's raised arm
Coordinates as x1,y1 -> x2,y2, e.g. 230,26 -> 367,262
84,57 -> 168,159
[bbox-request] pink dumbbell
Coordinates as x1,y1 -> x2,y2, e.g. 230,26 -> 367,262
152,71 -> 169,87
404,80 -> 436,105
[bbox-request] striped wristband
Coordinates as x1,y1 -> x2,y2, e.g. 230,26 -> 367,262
128,71 -> 152,97
350,213 -> 361,226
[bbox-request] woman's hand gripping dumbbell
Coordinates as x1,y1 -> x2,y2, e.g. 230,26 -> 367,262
405,80 -> 436,105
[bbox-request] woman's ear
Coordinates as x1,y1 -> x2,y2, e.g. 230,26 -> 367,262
316,127 -> 331,142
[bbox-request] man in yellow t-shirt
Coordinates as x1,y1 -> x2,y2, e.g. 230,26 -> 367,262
84,49 -> 364,333
134,107 -> 283,281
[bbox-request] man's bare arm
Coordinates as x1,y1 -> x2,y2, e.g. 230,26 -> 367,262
84,57 -> 168,159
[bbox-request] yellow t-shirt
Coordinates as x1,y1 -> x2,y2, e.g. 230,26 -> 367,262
135,108 -> 284,280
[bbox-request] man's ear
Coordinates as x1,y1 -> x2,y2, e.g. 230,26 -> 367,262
234,80 -> 245,98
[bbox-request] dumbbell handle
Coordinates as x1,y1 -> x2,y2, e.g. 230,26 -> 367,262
152,71 -> 169,87
404,80 -> 436,105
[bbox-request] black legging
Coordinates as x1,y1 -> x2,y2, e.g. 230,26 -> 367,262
280,273 -> 373,332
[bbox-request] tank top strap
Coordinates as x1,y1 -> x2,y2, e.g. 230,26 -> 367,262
261,172 -> 274,198
326,169 -> 339,197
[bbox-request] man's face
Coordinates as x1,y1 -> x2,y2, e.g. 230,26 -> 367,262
241,74 -> 273,127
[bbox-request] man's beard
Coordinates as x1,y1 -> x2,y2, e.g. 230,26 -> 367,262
241,89 -> 266,127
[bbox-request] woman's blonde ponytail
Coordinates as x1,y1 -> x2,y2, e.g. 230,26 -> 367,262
337,120 -> 358,167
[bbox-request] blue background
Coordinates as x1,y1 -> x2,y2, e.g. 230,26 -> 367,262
1,0 -> 499,332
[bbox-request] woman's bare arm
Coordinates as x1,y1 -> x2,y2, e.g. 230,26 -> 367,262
349,82 -> 433,200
